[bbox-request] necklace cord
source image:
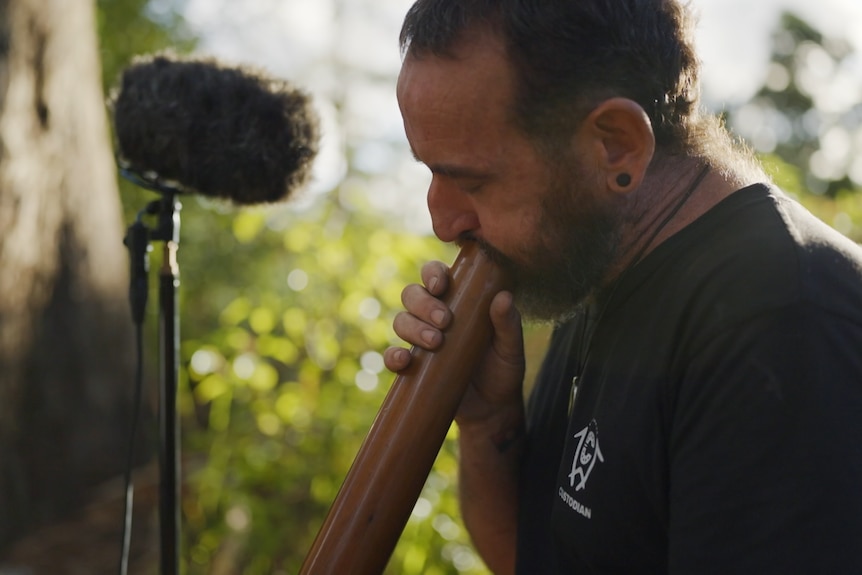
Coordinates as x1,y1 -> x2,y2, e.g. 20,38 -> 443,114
568,164 -> 711,414
631,164 -> 711,268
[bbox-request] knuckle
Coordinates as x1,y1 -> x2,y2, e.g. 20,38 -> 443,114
400,283 -> 421,307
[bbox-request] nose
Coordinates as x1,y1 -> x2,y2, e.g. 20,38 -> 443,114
427,177 -> 480,243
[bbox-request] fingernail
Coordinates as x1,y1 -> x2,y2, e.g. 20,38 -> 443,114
428,276 -> 438,293
431,309 -> 446,326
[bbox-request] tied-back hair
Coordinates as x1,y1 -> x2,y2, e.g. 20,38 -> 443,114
399,0 -> 709,158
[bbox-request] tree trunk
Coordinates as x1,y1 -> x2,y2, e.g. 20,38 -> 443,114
0,0 -> 154,565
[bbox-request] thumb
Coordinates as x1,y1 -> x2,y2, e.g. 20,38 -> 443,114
488,291 -> 524,368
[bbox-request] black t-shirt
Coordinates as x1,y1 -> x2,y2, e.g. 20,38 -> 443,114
516,184 -> 862,574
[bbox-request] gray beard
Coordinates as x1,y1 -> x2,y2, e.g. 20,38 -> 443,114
471,179 -> 623,322
516,205 -> 621,321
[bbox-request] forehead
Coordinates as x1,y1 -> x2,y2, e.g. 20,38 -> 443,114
396,31 -> 515,130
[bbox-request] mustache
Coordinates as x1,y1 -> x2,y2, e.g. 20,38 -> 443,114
457,233 -> 516,273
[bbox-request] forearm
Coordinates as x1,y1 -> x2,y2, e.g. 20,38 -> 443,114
457,402 -> 525,575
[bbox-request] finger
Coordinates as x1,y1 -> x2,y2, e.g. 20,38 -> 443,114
420,260 -> 450,297
401,283 -> 451,329
465,290 -> 524,409
392,310 -> 444,349
488,291 -> 525,366
383,346 -> 413,372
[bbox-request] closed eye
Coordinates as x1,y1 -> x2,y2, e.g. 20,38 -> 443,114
410,147 -> 491,184
456,177 -> 486,194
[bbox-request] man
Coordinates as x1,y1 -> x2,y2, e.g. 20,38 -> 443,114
383,1 -> 862,573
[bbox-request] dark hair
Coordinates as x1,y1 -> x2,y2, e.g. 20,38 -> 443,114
400,0 -> 703,156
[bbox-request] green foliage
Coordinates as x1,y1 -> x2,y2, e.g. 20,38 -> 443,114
173,195 -> 494,573
726,11 -> 862,197
761,153 -> 862,243
97,0 -> 193,92
96,1 -> 494,571
96,3 -> 861,574
725,10 -> 862,244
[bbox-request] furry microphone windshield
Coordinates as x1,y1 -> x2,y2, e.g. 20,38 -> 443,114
110,52 -> 320,205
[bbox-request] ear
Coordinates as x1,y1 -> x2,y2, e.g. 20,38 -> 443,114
578,98 -> 655,194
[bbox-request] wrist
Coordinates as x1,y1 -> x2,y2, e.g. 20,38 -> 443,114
457,401 -> 526,453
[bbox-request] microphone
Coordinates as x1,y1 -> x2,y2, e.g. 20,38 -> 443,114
109,52 -> 320,205
111,52 -> 323,575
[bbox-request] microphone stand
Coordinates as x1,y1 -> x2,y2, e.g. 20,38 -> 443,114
152,192 -> 181,575
122,170 -> 182,575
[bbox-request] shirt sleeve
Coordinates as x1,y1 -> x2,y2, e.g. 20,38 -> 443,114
667,303 -> 862,574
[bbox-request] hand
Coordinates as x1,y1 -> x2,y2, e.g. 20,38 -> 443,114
383,260 -> 526,427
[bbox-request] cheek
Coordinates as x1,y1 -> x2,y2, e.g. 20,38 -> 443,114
479,184 -> 559,260
483,209 -> 547,265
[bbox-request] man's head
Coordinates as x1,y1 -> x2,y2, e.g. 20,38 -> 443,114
399,0 -> 704,158
395,0 -> 741,319
397,25 -> 638,319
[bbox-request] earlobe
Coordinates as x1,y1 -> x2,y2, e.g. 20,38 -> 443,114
582,98 -> 655,194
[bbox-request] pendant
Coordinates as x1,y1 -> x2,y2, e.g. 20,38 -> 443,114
568,375 -> 578,415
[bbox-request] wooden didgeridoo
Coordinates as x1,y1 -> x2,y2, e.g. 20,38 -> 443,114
300,240 -> 512,575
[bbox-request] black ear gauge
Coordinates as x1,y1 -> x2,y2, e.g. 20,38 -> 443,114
616,173 -> 632,188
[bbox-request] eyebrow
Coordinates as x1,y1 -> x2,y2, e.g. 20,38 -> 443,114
410,147 -> 490,180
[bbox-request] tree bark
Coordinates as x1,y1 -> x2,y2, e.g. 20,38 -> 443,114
0,0 -> 152,556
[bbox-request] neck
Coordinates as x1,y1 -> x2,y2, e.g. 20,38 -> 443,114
604,158 -> 740,282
